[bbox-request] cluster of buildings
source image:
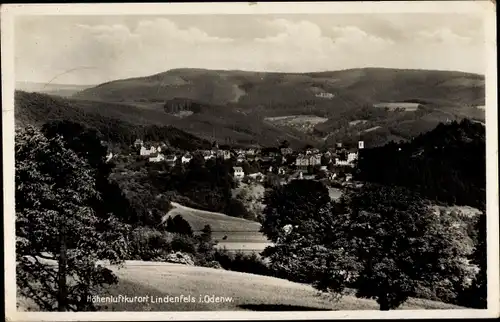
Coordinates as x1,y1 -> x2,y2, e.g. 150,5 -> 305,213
129,138 -> 364,183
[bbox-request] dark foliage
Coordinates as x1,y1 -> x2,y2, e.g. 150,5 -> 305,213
165,215 -> 194,236
357,119 -> 485,209
214,249 -> 272,276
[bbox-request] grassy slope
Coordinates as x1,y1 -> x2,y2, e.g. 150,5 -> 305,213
164,202 -> 270,247
17,262 -> 464,311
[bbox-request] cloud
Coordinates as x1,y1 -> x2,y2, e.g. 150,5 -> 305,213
14,16 -> 485,84
415,28 -> 473,46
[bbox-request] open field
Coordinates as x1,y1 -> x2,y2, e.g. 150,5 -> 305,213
373,102 -> 420,111
17,261 -> 465,312
163,202 -> 271,251
264,115 -> 329,133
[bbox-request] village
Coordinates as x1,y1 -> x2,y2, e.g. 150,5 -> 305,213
106,138 -> 365,187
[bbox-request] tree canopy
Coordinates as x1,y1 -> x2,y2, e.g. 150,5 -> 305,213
16,125 -> 129,311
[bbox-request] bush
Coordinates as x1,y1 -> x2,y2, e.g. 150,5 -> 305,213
213,249 -> 272,276
128,227 -> 173,261
170,233 -> 197,254
225,198 -> 254,220
164,252 -> 195,266
165,215 -> 194,236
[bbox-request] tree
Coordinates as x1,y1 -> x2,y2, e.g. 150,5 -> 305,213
261,181 -> 357,292
279,140 -> 290,149
457,211 -> 486,308
166,215 -> 193,236
41,120 -> 137,226
16,126 -> 129,311
261,180 -> 331,243
340,184 -> 470,310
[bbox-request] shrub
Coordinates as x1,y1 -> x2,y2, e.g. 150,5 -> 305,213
170,233 -> 197,254
165,215 -> 194,236
128,227 -> 173,261
225,198 -> 254,220
213,249 -> 272,276
164,252 -> 195,266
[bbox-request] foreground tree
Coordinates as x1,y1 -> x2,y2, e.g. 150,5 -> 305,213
16,126 -> 129,311
339,184 -> 470,310
457,211 -> 487,308
165,215 -> 193,236
261,180 -> 359,294
261,180 -> 471,310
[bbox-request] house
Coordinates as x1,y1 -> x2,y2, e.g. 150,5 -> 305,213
309,154 -> 321,166
202,150 -> 215,160
140,145 -> 157,156
281,147 -> 293,155
134,139 -> 143,147
105,152 -> 113,162
181,153 -> 192,164
236,153 -> 246,163
347,152 -> 358,163
245,149 -> 256,156
295,154 -> 309,171
346,173 -> 353,182
149,153 -> 165,163
216,149 -> 231,160
320,165 -> 328,172
233,167 -> 245,180
278,167 -> 286,175
165,155 -> 177,166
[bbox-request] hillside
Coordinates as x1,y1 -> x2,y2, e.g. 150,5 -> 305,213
17,261 -> 464,312
163,202 -> 271,252
357,119 -> 486,209
15,90 -> 314,149
14,90 -> 212,151
74,68 -> 484,111
73,67 -> 485,148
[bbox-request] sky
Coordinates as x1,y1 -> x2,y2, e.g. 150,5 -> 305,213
14,13 -> 486,85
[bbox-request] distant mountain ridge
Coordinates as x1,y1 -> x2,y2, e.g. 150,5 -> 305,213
74,67 -> 484,112
16,81 -> 95,98
70,67 -> 484,148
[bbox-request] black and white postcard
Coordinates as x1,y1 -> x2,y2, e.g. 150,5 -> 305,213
2,1 -> 498,320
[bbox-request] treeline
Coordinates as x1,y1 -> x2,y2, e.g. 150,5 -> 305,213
357,119 -> 485,209
163,98 -> 204,114
15,90 -> 211,151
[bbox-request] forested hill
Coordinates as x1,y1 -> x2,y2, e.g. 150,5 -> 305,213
14,90 -> 211,151
357,119 -> 486,209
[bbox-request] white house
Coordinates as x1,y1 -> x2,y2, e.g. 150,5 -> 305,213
149,153 -> 165,163
278,167 -> 286,175
181,153 -> 192,164
105,152 -> 113,162
233,167 -> 245,180
165,155 -> 177,166
140,145 -> 157,156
